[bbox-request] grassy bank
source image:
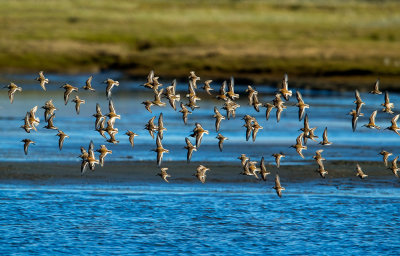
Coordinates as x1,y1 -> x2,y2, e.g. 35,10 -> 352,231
1,0 -> 400,86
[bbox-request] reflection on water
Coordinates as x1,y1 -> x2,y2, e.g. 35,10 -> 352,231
1,72 -> 399,164
0,182 -> 399,255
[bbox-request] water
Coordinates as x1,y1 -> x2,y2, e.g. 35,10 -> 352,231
0,71 -> 398,164
0,181 -> 399,255
1,72 -> 399,254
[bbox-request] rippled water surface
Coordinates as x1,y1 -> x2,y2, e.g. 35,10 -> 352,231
0,182 -> 399,255
1,72 -> 400,164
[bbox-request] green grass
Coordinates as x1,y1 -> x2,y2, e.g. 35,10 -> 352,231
1,0 -> 400,85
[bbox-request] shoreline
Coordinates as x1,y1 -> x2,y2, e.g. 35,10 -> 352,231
2,67 -> 400,92
0,160 -> 395,184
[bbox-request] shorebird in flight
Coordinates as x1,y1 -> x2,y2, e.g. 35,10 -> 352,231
248,161 -> 260,179
145,116 -> 158,139
105,78 -> 119,99
36,71 -> 49,91
213,107 -> 225,132
348,109 -> 364,132
179,102 -> 192,125
21,112 -> 33,133
273,174 -> 285,198
216,81 -> 228,101
22,139 -> 35,155
354,90 -> 365,116
246,85 -> 258,106
222,99 -> 240,120
272,153 -> 285,168
190,123 -> 209,148
106,100 -> 121,126
369,78 -> 382,94
153,135 -> 169,167
184,137 -> 197,163
363,110 -> 380,129
238,154 -> 249,168
4,82 -> 22,104
385,114 -> 400,136
164,79 -> 180,110
157,113 -> 167,140
72,95 -> 85,115
56,130 -> 69,151
313,149 -> 325,168
379,150 -> 392,167
93,103 -> 105,129
382,91 -> 394,114
295,91 -> 309,121
263,102 -> 275,121
83,75 -> 95,91
227,76 -> 239,100
152,89 -> 167,107
188,71 -> 200,89
388,156 -> 399,177
291,133 -> 307,159
356,163 -> 368,179
319,127 -> 332,145
251,119 -> 263,142
125,130 -> 138,148
260,157 -> 271,181
216,133 -> 228,152
279,73 -> 292,101
194,165 -> 210,183
61,83 -> 78,105
142,100 -> 154,113
202,80 -> 214,95
42,99 -> 57,122
157,168 -> 171,183
44,114 -> 57,130
96,145 -> 112,167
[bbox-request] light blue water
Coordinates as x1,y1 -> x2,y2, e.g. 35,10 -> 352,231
0,181 -> 399,255
0,72 -> 399,165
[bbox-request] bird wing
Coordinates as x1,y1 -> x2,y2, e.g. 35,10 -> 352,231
228,76 -> 234,93
370,110 -> 377,123
355,89 -> 361,102
323,127 -> 328,141
296,91 -> 303,103
296,133 -> 304,145
275,174 -> 281,187
385,91 -> 390,104
147,70 -> 154,84
220,81 -> 227,95
109,100 -> 116,114
88,140 -> 95,158
171,79 -> 177,94
158,113 -> 164,128
392,114 -> 399,126
156,134 -> 162,148
374,79 -> 380,91
59,135 -> 65,150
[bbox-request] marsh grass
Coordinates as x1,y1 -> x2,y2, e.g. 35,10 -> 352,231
1,0 -> 400,85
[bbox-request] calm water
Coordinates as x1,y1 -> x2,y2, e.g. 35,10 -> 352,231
0,181 -> 399,255
0,71 -> 399,165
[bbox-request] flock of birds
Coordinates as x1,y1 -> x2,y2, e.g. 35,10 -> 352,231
3,71 -> 400,197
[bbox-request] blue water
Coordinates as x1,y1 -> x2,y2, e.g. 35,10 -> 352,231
1,72 -> 400,254
0,181 -> 399,255
0,71 -> 399,165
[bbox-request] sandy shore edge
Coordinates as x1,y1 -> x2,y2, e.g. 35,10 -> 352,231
0,160 -> 396,184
